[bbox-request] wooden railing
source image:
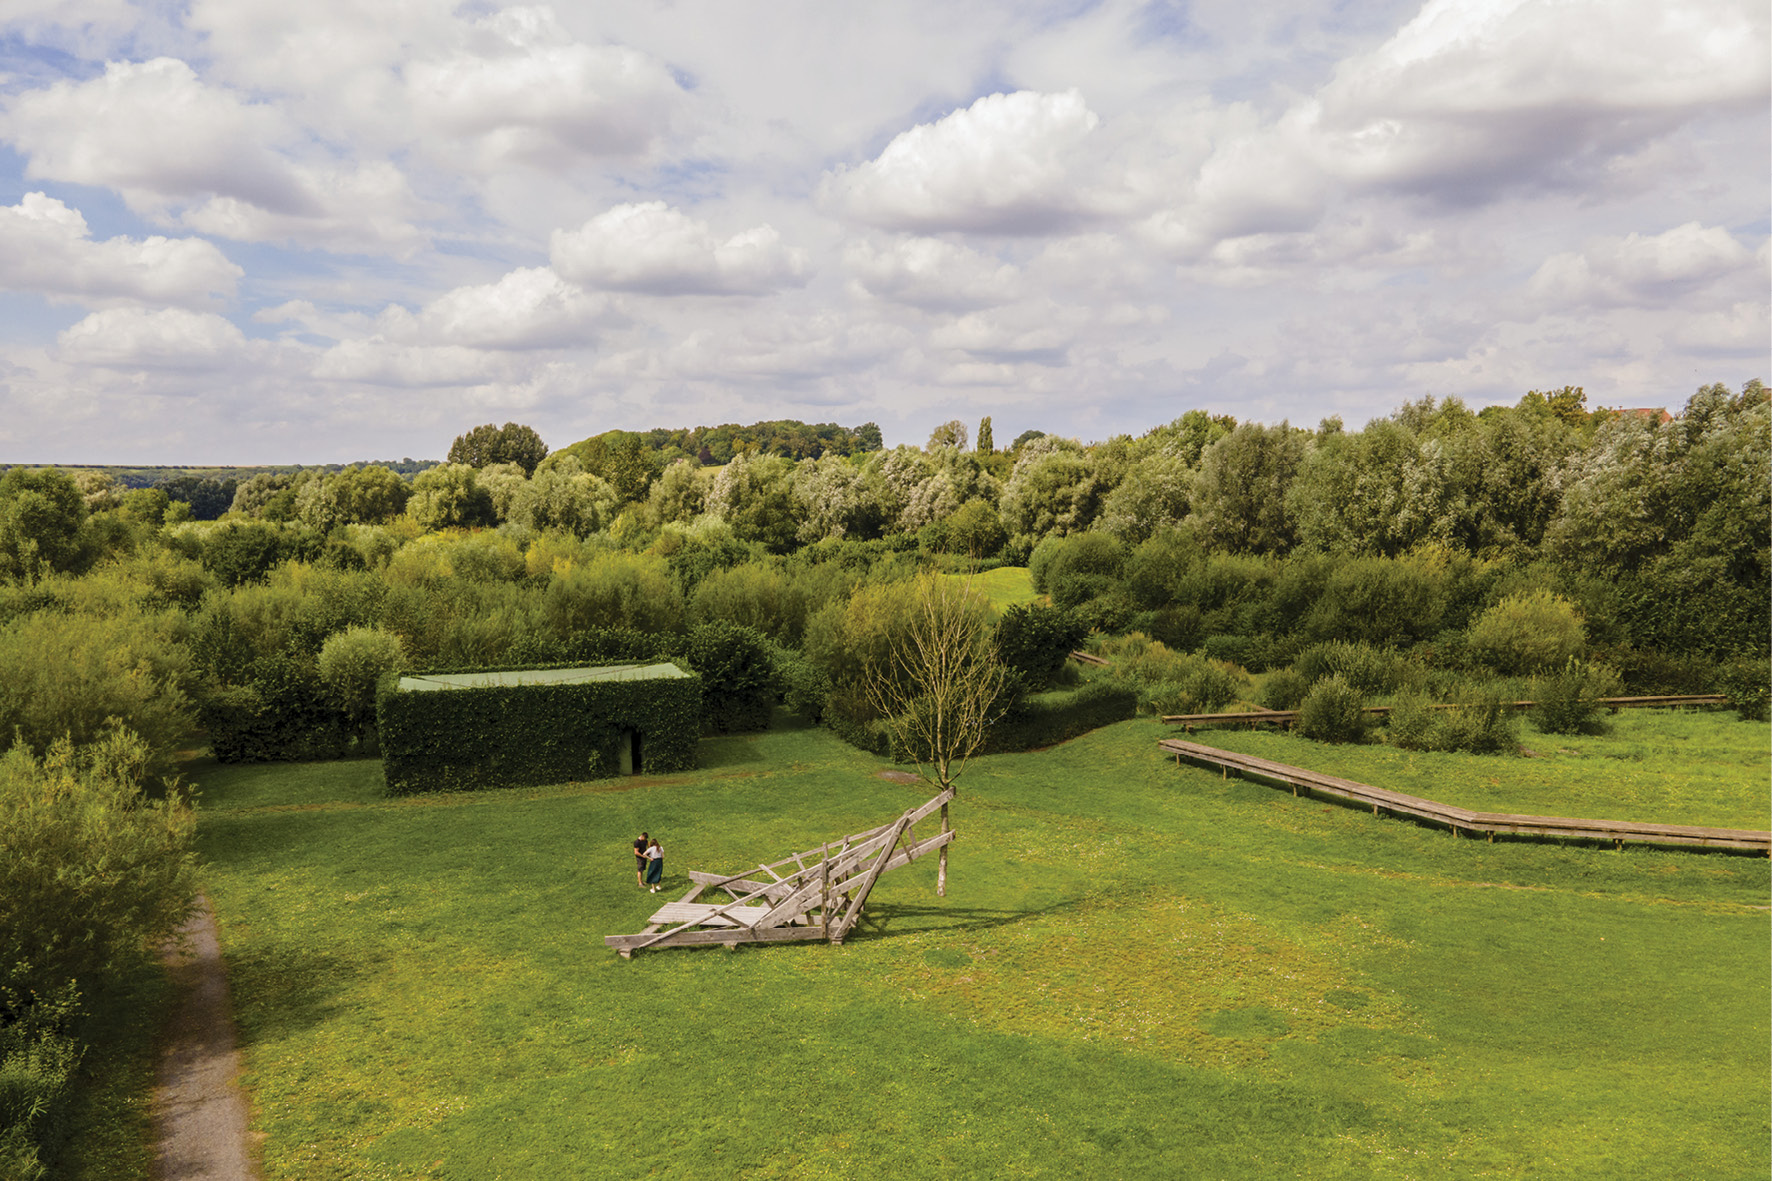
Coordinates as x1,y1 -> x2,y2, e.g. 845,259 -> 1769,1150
1157,737 -> 1769,854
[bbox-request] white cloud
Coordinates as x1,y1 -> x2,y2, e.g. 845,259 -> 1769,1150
0,192 -> 240,306
822,90 -> 1108,234
845,237 -> 1021,309
2,57 -> 427,253
311,339 -> 522,388
1309,0 -> 1769,200
54,307 -> 258,371
407,7 -> 685,166
374,266 -> 614,350
550,202 -> 808,295
1528,223 -> 1756,307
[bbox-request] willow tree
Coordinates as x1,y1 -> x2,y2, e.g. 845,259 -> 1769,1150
865,573 -> 1008,896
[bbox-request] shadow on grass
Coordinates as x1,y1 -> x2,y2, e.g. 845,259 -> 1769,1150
228,943 -> 364,1046
853,896 -> 1085,939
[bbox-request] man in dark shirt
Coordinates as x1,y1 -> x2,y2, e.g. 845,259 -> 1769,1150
633,832 -> 649,888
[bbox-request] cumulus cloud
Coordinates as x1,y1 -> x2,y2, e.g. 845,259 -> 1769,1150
0,193 -> 240,306
845,237 -> 1021,310
550,203 -> 808,295
375,266 -> 614,350
3,57 -> 426,253
1528,223 -> 1756,307
408,6 -> 685,166
1309,0 -> 1769,201
55,307 -> 258,371
822,90 -> 1108,234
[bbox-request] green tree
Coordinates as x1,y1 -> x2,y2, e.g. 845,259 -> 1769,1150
0,469 -> 89,582
447,422 -> 549,475
1189,422 -> 1308,555
976,416 -> 994,455
999,438 -> 1107,539
927,419 -> 968,451
317,626 -> 407,734
863,574 -> 1007,897
407,464 -> 495,531
708,453 -> 799,553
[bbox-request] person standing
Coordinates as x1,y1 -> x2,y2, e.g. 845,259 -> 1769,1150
633,832 -> 649,888
645,837 -> 664,892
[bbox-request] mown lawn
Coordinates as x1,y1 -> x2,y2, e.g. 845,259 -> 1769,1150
954,565 -> 1040,613
181,712 -> 1766,1179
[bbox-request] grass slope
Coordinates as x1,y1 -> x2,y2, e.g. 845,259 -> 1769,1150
1186,709 -> 1770,831
190,714 -> 1767,1180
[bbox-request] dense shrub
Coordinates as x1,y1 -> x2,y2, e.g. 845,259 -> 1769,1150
1301,555 -> 1448,646
0,610 -> 196,785
1532,659 -> 1623,735
1095,632 -> 1247,715
1259,668 -> 1309,712
0,980 -> 82,1180
1296,675 -> 1367,743
199,522 -> 287,587
1715,655 -> 1771,722
995,602 -> 1087,692
1436,688 -> 1519,754
1028,531 -> 1125,595
1466,590 -> 1586,674
318,626 -> 407,735
1293,640 -> 1418,696
684,621 -> 777,733
543,553 -> 684,636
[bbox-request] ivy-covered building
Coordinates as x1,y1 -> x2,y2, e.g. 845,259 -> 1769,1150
378,662 -> 701,793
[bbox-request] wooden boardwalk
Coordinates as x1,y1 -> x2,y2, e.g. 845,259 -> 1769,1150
1157,737 -> 1770,854
1163,694 -> 1730,727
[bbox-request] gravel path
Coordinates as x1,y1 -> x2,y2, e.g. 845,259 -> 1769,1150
153,895 -> 260,1181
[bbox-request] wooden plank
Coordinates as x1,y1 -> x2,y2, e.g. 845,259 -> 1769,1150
1158,737 -> 1770,853
646,902 -> 773,927
605,925 -> 832,952
832,816 -> 909,943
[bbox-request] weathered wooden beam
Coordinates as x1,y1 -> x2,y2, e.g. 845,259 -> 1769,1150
832,816 -> 909,944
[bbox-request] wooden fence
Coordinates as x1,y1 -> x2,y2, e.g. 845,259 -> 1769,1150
1157,737 -> 1769,854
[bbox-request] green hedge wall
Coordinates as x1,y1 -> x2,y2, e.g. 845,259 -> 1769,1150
377,664 -> 702,793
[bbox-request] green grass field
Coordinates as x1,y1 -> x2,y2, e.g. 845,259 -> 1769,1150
155,707 -> 1771,1180
1188,708 -> 1771,831
952,565 -> 1041,613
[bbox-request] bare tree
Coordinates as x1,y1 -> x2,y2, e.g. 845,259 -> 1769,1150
865,573 -> 1008,896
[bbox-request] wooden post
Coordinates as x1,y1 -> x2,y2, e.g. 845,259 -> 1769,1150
936,799 -> 950,898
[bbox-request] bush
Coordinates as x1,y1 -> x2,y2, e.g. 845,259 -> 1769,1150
1715,655 -> 1771,722
1260,668 -> 1309,712
318,626 -> 407,734
199,522 -> 287,587
543,553 -> 684,637
1532,659 -> 1622,735
1296,675 -> 1367,743
1466,590 -> 1586,675
1293,640 -> 1418,696
0,981 -> 82,1181
0,727 -> 197,1006
1437,688 -> 1519,754
0,610 -> 196,786
996,602 -> 1087,692
684,621 -> 777,734
1094,632 -> 1248,715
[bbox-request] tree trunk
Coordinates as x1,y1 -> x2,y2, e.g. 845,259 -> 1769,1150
937,800 -> 949,897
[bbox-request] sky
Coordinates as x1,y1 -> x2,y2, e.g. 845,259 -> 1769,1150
0,0 -> 1765,464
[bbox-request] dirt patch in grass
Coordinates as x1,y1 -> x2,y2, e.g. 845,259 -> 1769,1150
876,770 -> 921,783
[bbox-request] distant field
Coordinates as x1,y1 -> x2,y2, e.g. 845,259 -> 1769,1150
1186,708 -> 1770,831
153,712 -> 1770,1181
952,565 -> 1041,613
